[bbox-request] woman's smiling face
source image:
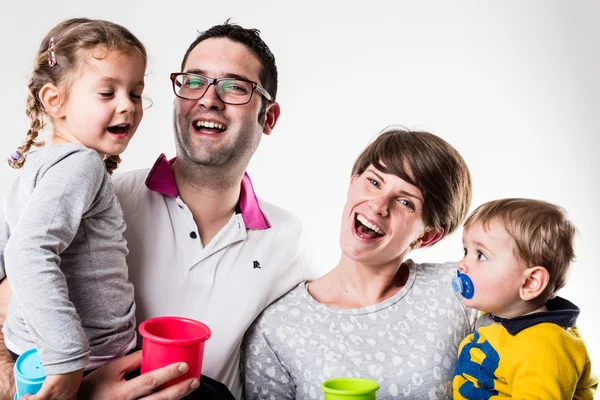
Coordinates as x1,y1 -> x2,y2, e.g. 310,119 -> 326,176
339,165 -> 432,268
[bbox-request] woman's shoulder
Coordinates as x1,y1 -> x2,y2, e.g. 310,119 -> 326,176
405,259 -> 458,281
256,283 -> 308,322
406,258 -> 477,325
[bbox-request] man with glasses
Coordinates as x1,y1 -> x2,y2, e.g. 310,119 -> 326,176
0,21 -> 311,400
111,21 -> 312,399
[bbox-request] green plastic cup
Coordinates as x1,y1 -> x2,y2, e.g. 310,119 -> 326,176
321,378 -> 380,399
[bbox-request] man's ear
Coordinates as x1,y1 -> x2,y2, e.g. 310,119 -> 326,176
520,266 -> 550,301
262,101 -> 280,136
413,227 -> 445,249
38,83 -> 65,118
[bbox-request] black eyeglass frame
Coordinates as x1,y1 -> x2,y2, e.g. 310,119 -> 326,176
170,72 -> 273,105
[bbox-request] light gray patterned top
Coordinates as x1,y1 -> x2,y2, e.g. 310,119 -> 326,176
242,260 -> 477,400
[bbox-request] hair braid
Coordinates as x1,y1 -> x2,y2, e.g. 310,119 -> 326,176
8,87 -> 46,169
103,154 -> 122,175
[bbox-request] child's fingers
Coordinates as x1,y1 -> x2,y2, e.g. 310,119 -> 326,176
24,380 -> 52,400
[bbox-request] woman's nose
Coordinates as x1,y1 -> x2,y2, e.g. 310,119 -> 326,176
369,196 -> 389,217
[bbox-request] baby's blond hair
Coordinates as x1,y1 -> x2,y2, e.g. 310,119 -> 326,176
464,198 -> 576,301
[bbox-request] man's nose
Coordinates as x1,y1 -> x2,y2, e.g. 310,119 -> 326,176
197,83 -> 225,110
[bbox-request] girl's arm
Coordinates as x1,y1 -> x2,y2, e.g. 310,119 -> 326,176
3,150 -> 105,375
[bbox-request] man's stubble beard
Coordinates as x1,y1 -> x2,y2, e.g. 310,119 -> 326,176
173,111 -> 262,170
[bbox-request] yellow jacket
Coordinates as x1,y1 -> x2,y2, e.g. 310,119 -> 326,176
453,297 -> 597,399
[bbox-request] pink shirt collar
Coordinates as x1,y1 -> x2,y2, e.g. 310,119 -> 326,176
145,154 -> 270,230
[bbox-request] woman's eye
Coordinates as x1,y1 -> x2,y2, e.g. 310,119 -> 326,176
397,199 -> 415,210
477,251 -> 488,261
367,178 -> 380,188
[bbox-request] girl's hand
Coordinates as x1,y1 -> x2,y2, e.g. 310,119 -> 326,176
24,368 -> 84,400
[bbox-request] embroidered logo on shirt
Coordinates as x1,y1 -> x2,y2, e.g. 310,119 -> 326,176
253,260 -> 261,269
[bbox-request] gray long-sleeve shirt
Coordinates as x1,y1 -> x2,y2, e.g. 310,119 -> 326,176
0,143 -> 136,374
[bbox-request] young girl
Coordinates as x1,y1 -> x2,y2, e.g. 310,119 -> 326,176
0,18 -> 147,399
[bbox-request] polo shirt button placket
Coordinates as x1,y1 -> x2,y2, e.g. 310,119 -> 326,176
190,231 -> 198,239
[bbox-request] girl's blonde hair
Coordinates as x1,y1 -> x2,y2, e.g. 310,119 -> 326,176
8,18 -> 147,174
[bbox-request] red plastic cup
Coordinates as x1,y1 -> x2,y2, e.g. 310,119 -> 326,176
138,316 -> 211,388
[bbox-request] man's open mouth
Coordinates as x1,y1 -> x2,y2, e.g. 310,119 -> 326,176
193,120 -> 226,134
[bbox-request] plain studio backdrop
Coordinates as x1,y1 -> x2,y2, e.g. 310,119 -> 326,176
1,0 -> 599,373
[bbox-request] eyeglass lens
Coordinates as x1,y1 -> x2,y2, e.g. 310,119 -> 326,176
174,74 -> 254,104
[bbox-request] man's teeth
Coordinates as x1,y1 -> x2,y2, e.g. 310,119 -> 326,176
357,214 -> 384,235
194,120 -> 225,130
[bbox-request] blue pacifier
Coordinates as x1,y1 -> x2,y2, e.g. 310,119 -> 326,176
451,270 -> 474,299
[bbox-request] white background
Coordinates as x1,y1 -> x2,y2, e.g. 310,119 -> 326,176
1,1 -> 599,370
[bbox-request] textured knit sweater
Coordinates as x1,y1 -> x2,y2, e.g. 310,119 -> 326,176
0,144 -> 136,374
243,260 -> 477,399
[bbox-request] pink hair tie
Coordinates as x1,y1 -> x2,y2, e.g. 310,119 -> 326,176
47,37 -> 56,67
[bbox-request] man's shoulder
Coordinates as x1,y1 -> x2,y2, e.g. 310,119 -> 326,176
257,199 -> 303,233
112,168 -> 151,194
111,168 -> 156,213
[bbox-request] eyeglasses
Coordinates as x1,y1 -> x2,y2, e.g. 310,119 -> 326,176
170,72 -> 272,105
142,94 -> 153,110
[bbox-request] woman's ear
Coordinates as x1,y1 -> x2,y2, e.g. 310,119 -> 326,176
520,266 -> 550,301
412,227 -> 445,249
38,83 -> 65,118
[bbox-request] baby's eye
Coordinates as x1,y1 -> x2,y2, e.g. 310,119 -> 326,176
130,93 -> 143,101
99,92 -> 114,98
477,251 -> 488,261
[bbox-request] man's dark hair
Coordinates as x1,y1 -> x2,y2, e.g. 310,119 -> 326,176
181,18 -> 278,103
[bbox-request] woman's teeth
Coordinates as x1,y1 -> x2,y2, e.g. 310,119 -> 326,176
356,214 -> 384,235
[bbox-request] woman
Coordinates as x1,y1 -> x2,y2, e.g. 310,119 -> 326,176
242,127 -> 477,399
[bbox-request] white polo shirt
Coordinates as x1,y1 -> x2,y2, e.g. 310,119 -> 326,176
112,154 -> 313,399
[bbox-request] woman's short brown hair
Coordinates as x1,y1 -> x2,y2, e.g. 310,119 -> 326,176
464,198 -> 576,300
352,127 -> 472,243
